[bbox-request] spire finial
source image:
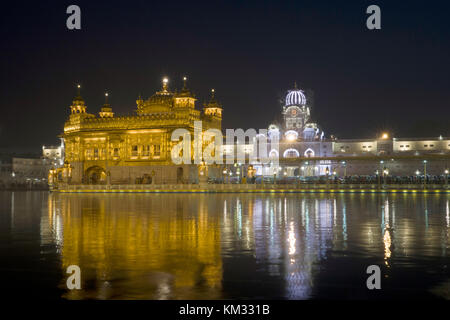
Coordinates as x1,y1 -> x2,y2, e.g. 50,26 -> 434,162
105,92 -> 109,104
162,77 -> 168,91
73,84 -> 84,102
211,88 -> 215,100
294,81 -> 298,90
183,76 -> 187,89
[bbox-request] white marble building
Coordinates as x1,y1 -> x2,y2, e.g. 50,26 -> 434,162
221,85 -> 449,178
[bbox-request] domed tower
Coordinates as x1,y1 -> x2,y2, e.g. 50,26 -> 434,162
282,83 -> 310,132
65,84 -> 95,134
174,76 -> 196,108
99,92 -> 114,118
203,89 -> 223,129
137,78 -> 174,115
70,84 -> 87,114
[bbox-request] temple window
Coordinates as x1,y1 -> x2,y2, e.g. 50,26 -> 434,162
153,145 -> 161,157
142,145 -> 150,157
131,145 -> 138,157
94,148 -> 99,159
85,149 -> 92,160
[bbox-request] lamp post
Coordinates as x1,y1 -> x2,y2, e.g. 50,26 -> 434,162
236,168 -> 241,184
239,163 -> 243,183
222,168 -> 227,184
273,167 -> 277,184
300,166 -> 305,186
383,168 -> 389,188
423,160 -> 427,189
305,161 -> 309,177
445,169 -> 449,188
375,170 -> 379,188
342,161 -> 347,178
378,160 -> 384,189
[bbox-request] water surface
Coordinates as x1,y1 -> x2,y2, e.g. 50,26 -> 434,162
0,191 -> 449,299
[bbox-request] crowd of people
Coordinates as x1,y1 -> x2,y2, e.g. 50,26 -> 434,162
328,175 -> 449,185
211,174 -> 450,185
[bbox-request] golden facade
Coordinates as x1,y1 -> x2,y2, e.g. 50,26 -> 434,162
59,78 -> 222,185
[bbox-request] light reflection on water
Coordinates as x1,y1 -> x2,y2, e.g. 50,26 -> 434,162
2,192 -> 450,299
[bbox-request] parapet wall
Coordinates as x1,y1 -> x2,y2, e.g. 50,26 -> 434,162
52,183 -> 450,193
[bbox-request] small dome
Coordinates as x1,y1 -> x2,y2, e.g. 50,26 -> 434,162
138,92 -> 173,114
148,93 -> 173,106
285,89 -> 306,107
147,77 -> 173,109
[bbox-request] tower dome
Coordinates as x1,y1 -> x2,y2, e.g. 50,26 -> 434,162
285,82 -> 306,106
137,78 -> 174,115
285,89 -> 306,107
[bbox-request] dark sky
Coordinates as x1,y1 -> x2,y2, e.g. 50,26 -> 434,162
1,0 -> 450,152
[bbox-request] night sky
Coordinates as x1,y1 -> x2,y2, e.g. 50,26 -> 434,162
1,0 -> 450,153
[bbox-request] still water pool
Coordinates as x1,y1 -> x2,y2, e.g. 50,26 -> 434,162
0,191 -> 449,299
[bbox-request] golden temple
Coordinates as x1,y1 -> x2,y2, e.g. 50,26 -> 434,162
54,78 -> 222,185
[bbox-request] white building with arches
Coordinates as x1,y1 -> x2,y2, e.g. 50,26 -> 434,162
259,84 -> 332,176
221,84 -> 449,180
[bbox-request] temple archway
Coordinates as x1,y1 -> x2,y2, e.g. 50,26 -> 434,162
304,148 -> 315,158
283,148 -> 299,158
85,166 -> 106,184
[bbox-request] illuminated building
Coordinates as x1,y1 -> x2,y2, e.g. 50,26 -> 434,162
43,138 -> 65,168
249,84 -> 450,178
0,160 -> 13,189
248,84 -> 331,177
56,78 -> 222,185
51,79 -> 449,185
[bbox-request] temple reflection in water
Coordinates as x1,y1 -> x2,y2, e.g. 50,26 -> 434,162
43,193 -> 450,299
45,194 -> 222,299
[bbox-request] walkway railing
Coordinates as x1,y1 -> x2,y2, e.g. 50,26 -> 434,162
52,183 -> 449,193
